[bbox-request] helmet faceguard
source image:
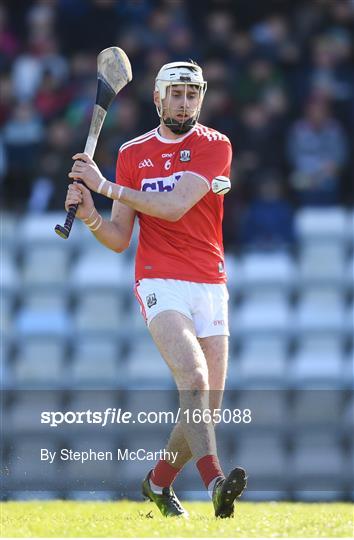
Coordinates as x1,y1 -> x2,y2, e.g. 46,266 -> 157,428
155,61 -> 207,134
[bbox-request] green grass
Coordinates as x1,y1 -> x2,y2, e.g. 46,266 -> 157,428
1,501 -> 353,538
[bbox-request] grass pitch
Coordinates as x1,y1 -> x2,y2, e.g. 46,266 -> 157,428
1,500 -> 353,538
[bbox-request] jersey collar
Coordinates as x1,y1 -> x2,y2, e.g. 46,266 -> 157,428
154,125 -> 196,143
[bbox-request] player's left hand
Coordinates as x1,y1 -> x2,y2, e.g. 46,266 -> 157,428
68,153 -> 105,193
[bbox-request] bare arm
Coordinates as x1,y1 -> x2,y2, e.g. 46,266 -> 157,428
69,153 -> 210,222
92,200 -> 135,252
65,182 -> 135,253
116,172 -> 209,221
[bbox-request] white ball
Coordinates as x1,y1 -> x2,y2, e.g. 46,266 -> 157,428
211,175 -> 231,195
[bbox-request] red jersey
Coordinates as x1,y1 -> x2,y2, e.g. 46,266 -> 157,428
115,123 -> 232,284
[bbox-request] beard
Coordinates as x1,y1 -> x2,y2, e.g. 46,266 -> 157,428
162,113 -> 196,134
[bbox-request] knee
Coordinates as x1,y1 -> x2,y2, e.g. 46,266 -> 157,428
185,367 -> 209,391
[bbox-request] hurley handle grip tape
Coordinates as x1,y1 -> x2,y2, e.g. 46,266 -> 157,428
54,180 -> 84,240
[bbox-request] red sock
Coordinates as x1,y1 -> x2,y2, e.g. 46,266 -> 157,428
150,459 -> 181,488
196,455 -> 224,488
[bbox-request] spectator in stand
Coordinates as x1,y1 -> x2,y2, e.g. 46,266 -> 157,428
103,97 -> 141,155
309,33 -> 352,102
168,25 -> 197,60
229,31 -> 255,72
29,119 -> 75,211
11,50 -> 43,101
204,9 -> 235,56
287,97 -> 348,205
146,8 -> 176,48
64,76 -> 98,132
199,60 -> 234,135
0,3 -> 19,70
233,55 -> 285,105
238,171 -> 294,250
3,101 -> 44,209
308,32 -> 353,131
250,14 -> 293,63
35,69 -> 73,122
329,0 -> 354,34
200,86 -> 233,136
234,101 -> 284,184
35,37 -> 69,86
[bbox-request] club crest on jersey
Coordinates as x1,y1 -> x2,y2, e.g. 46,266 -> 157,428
146,293 -> 157,308
179,149 -> 191,162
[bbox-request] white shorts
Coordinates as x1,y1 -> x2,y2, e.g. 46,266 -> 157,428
134,279 -> 229,338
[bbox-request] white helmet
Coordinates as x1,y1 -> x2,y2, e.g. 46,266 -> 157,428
155,61 -> 207,134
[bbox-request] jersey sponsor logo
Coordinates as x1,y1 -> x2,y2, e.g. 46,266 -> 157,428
162,153 -> 174,158
139,159 -> 154,168
146,293 -> 157,308
179,149 -> 191,162
213,319 -> 225,326
141,172 -> 183,192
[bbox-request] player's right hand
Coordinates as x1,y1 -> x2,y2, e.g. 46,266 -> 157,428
65,181 -> 95,221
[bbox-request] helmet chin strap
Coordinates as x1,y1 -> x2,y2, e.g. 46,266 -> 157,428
162,116 -> 196,134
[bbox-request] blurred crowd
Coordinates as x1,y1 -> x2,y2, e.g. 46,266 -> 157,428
0,0 -> 353,250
